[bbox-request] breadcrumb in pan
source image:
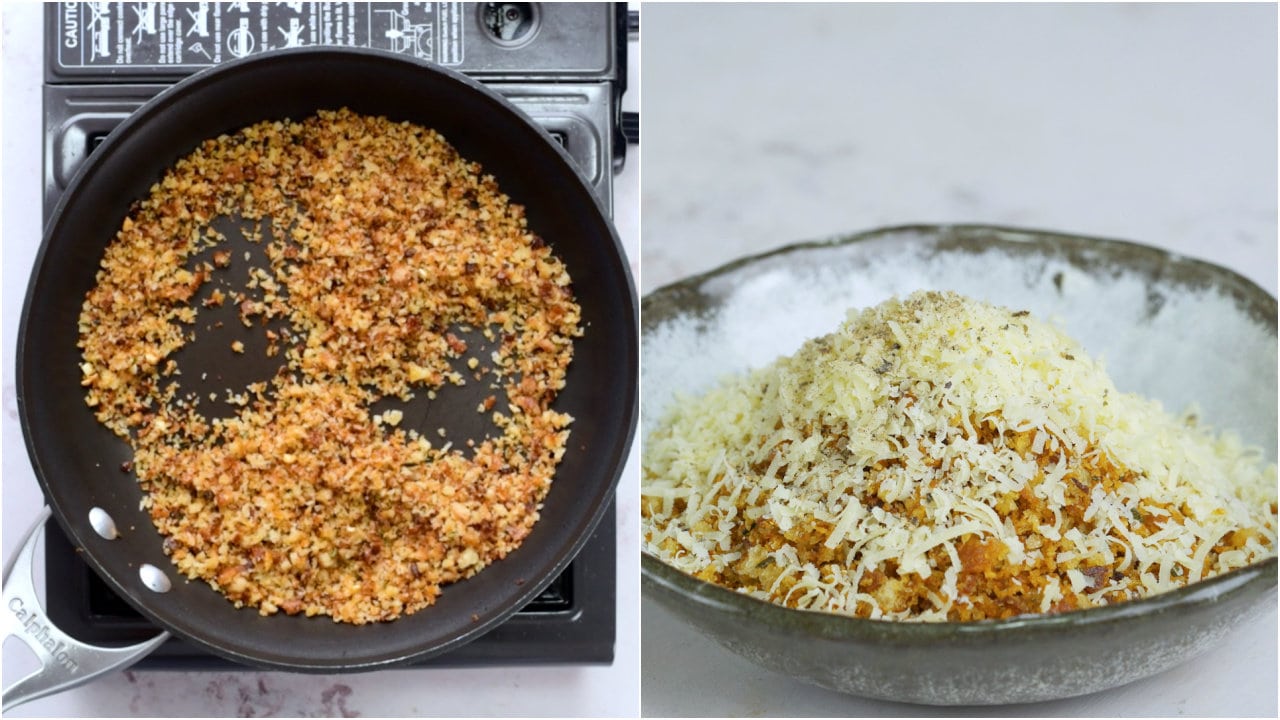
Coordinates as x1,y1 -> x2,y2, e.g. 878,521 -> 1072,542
78,109 -> 582,624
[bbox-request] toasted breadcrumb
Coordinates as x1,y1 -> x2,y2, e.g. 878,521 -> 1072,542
78,109 -> 582,624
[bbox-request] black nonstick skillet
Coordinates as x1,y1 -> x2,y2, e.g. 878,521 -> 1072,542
8,47 -> 636,703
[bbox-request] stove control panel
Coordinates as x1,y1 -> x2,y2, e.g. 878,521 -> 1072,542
48,2 -> 616,82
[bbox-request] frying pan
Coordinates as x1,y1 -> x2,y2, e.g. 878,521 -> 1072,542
8,47 -> 636,701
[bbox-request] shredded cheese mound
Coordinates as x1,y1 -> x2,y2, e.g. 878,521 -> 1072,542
641,291 -> 1276,621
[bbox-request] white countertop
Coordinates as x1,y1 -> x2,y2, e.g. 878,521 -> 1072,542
0,2 -> 639,717
640,3 -> 1276,717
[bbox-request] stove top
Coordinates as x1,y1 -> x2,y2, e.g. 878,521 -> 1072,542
40,1 -> 627,669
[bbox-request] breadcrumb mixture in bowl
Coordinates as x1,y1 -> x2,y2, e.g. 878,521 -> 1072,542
643,290 -> 1276,621
78,109 -> 582,624
639,225 -> 1277,704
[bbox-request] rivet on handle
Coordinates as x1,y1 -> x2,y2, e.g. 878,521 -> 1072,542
138,564 -> 172,593
88,507 -> 118,540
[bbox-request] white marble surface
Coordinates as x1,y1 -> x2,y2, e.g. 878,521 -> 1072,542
640,3 -> 1276,717
0,2 -> 638,716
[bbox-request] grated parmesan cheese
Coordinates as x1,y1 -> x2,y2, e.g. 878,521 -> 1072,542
641,291 -> 1276,621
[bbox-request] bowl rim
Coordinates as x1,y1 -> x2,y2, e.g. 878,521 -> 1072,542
640,223 -> 1278,642
641,222 -> 1277,329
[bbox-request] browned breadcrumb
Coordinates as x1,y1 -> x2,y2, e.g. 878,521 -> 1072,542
646,419 -> 1199,620
78,109 -> 582,624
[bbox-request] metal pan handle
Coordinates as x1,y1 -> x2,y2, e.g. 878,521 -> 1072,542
2,507 -> 169,712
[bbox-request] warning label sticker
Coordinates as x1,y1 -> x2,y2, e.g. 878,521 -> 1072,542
56,2 -> 466,69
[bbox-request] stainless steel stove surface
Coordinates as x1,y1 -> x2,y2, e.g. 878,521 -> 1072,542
41,1 -> 627,669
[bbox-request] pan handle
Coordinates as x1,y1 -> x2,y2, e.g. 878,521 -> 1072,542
2,507 -> 170,712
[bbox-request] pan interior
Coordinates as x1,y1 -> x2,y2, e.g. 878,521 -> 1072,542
20,49 -> 636,670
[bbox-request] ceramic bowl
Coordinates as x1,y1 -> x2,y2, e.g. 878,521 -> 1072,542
640,224 -> 1277,705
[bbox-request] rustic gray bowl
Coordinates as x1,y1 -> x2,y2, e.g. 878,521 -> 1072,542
640,225 -> 1278,705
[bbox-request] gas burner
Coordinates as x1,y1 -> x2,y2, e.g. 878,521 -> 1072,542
41,1 -> 627,669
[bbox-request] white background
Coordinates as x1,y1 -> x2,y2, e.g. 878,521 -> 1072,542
641,3 -> 1276,717
0,2 -> 639,716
